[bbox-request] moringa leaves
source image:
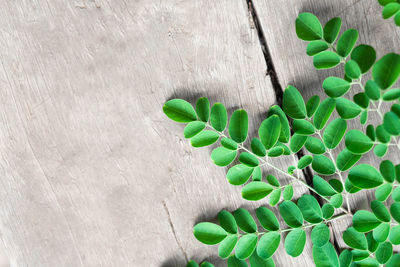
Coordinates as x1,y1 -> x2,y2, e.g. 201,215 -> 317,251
193,222 -> 227,245
295,12 -> 323,41
164,99 -> 197,123
283,85 -> 307,119
259,115 -> 281,149
210,103 -> 228,131
348,164 -> 384,189
372,53 -> 400,89
285,228 -> 306,257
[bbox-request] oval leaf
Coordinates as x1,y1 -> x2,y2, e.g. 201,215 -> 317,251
285,228 -> 306,257
210,103 -> 228,131
242,182 -> 273,201
279,201 -> 304,228
193,222 -> 227,245
229,110 -> 248,143
163,99 -> 197,123
323,118 -> 347,149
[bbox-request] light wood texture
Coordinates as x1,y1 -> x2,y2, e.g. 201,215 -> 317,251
0,0 -> 316,266
253,0 -> 400,249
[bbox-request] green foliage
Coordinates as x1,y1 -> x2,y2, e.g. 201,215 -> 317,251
164,11 -> 400,267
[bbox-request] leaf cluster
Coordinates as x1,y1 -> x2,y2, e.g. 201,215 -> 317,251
378,0 -> 400,26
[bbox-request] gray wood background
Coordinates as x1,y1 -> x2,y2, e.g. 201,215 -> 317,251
0,0 -> 398,266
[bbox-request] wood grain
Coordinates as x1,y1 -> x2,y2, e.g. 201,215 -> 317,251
253,0 -> 400,250
0,0 -> 316,266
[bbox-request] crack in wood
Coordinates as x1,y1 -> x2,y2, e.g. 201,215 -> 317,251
245,0 -> 341,254
162,200 -> 188,262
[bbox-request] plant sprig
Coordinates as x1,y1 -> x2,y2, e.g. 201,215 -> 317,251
164,11 -> 400,267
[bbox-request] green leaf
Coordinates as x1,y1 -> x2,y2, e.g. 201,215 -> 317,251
352,210 -> 381,232
365,80 -> 381,100
305,137 -> 326,154
257,232 -> 280,259
249,253 -> 275,267
235,234 -> 257,260
389,225 -> 400,245
378,0 -> 398,5
196,97 -> 210,122
313,175 -> 337,197
374,144 -> 388,157
323,17 -> 341,43
336,29 -> 358,57
191,131 -> 219,147
193,222 -> 227,245
226,164 -> 254,185
323,118 -> 347,149
383,111 -> 400,135
392,103 -> 400,117
322,203 -> 334,219
295,12 -> 323,41
227,256 -> 247,267
268,147 -> 284,157
184,121 -> 206,138
339,250 -> 353,267
259,115 -> 281,149
218,235 -> 238,259
360,110 -> 368,125
221,137 -> 238,150
393,187 -> 400,202
256,207 -> 279,231
163,99 -> 197,123
330,193 -> 343,208
312,155 -> 336,175
239,152 -> 259,167
234,208 -> 257,233
390,203 -> 400,223
383,88 -> 400,101
343,227 -> 367,250
242,182 -> 273,201
211,147 -> 237,167
266,174 -> 280,187
306,95 -> 320,118
383,2 -> 400,18
323,77 -> 351,98
397,164 -> 400,183
200,262 -> 215,267
297,155 -> 313,169
329,179 -> 343,193
312,242 -> 339,267
290,134 -> 308,153
351,45 -> 376,74
306,40 -> 329,56
367,232 -> 379,253
335,97 -> 362,119
345,130 -> 373,154
345,179 -> 361,194
251,138 -> 266,157
376,242 -> 393,264
371,200 -> 390,222
311,223 -> 330,247
344,60 -> 361,79
376,124 -> 391,143
375,183 -> 393,201
396,11 -> 400,26
293,119 -> 315,135
366,124 -> 376,141
380,160 -> 395,183
218,210 -> 237,234
279,201 -> 304,228
297,194 -> 323,223
353,92 -> 370,109
283,85 -> 307,119
336,148 -> 361,171
372,53 -> 400,89
252,167 -> 262,181
386,254 -> 400,267
313,51 -> 341,69
313,98 -> 336,129
210,103 -> 228,131
268,105 -> 290,143
229,110 -> 248,143
348,164 -> 384,189
269,189 -> 281,207
285,228 -> 306,257
288,166 -> 296,175
351,250 -> 370,262
187,260 -> 199,267
283,185 -> 294,200
373,223 -> 390,243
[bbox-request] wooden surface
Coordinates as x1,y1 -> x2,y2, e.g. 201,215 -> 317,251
0,0 -> 397,266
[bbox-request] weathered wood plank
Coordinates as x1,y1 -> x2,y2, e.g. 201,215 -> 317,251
253,0 -> 400,250
0,0 -> 317,266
